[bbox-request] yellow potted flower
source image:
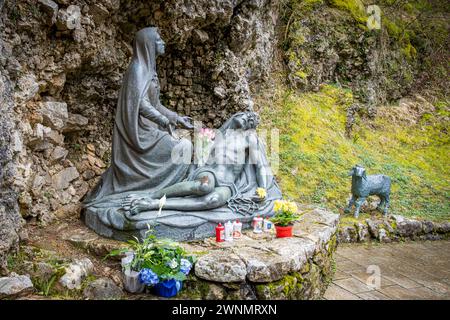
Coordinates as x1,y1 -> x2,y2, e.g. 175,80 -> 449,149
271,200 -> 300,238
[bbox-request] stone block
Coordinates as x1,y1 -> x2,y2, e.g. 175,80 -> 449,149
39,101 -> 68,130
0,273 -> 34,299
83,278 -> 122,300
52,167 -> 79,190
195,252 -> 246,283
56,5 -> 81,31
59,258 -> 94,290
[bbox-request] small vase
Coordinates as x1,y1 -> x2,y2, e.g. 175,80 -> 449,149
123,269 -> 145,293
153,279 -> 183,298
275,225 -> 293,238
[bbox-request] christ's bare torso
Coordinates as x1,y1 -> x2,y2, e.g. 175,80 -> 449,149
202,130 -> 252,184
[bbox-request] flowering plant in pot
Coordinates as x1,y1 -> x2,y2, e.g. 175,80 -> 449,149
270,200 -> 300,238
108,229 -> 196,297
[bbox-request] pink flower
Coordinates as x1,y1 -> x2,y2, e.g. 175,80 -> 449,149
198,128 -> 215,141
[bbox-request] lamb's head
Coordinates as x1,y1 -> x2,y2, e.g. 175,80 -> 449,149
349,165 -> 367,180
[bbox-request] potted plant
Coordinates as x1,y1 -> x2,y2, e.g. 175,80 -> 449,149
121,251 -> 145,293
108,229 -> 196,297
270,200 -> 300,238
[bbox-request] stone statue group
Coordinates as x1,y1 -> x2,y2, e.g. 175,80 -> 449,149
82,28 -> 281,241
82,28 -> 391,241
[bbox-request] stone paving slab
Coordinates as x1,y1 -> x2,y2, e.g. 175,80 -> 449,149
349,270 -> 395,288
378,285 -> 446,300
382,274 -> 423,289
357,290 -> 392,300
333,277 -> 374,294
325,240 -> 450,300
333,270 -> 351,280
335,259 -> 366,272
323,284 -> 361,300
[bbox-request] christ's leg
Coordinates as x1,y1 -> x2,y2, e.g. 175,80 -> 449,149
152,172 -> 215,199
128,186 -> 232,214
121,172 -> 216,214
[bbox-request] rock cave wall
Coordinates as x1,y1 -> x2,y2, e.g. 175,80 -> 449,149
0,0 -> 279,271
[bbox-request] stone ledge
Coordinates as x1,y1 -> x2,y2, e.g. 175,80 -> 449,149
170,208 -> 339,299
190,208 -> 338,284
337,214 -> 450,243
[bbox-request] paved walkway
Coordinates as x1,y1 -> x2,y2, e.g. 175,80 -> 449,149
324,240 -> 450,300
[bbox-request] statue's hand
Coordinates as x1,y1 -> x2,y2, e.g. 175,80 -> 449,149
177,116 -> 194,129
159,118 -> 175,136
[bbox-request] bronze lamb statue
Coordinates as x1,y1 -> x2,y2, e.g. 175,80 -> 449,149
344,165 -> 391,218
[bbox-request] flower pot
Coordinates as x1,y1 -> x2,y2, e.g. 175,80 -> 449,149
275,225 -> 293,238
123,269 -> 145,293
153,279 -> 183,298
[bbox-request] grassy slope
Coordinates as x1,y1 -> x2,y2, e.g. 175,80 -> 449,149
259,84 -> 449,222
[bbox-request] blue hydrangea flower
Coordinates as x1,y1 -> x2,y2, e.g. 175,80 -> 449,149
139,268 -> 159,285
180,258 -> 192,275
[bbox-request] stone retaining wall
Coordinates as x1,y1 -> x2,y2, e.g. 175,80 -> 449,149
176,208 -> 339,300
337,214 -> 450,244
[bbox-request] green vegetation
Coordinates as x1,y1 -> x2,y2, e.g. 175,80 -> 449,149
107,229 -> 196,282
327,0 -> 367,24
6,246 -> 70,297
33,266 -> 66,297
260,84 -> 449,222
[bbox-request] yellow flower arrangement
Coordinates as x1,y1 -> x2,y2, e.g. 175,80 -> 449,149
273,199 -> 283,212
273,200 -> 297,214
256,188 -> 267,199
271,199 -> 300,227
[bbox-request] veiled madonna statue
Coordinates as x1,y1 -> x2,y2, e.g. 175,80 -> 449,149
82,27 -> 282,241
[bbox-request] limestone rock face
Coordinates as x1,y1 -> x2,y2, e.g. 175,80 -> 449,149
436,222 -> 450,234
0,273 -> 34,298
0,41 -> 23,274
283,2 -> 423,109
62,113 -> 89,133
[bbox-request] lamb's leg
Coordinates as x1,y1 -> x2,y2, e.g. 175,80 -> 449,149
383,194 -> 390,216
344,195 -> 356,214
354,197 -> 365,218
